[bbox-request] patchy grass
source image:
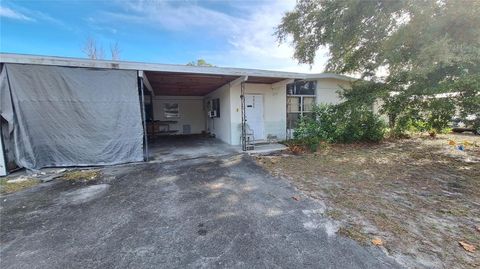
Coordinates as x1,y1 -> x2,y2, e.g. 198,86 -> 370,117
60,170 -> 101,182
337,225 -> 370,245
0,178 -> 39,194
258,133 -> 480,268
325,209 -> 344,220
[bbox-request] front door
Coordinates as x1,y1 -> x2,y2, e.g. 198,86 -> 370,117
245,94 -> 264,140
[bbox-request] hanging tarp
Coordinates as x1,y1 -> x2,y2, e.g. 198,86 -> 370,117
0,64 -> 143,169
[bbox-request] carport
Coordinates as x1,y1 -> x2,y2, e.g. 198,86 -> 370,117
141,71 -> 240,161
141,69 -> 295,158
142,71 -> 238,139
0,53 -> 301,174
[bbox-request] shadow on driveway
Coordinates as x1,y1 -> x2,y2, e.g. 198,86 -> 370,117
0,154 -> 401,268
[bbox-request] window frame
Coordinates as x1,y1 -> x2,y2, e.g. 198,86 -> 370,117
286,80 -> 317,131
164,103 -> 180,119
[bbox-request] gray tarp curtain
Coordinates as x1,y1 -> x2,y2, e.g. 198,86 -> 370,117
0,64 -> 144,170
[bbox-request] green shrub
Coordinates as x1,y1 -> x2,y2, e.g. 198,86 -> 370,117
293,104 -> 386,150
391,98 -> 455,137
334,104 -> 386,143
425,98 -> 455,135
294,105 -> 337,143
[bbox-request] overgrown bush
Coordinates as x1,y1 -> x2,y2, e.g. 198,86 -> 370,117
293,104 -> 386,150
390,97 -> 455,137
338,81 -> 471,138
294,105 -> 336,143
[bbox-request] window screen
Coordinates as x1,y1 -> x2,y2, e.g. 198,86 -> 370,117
286,80 -> 317,132
287,97 -> 301,113
303,97 -> 315,112
286,80 -> 316,95
287,113 -> 301,129
212,98 -> 220,117
164,103 -> 179,118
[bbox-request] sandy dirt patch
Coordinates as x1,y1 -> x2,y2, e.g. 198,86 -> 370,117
258,133 -> 480,268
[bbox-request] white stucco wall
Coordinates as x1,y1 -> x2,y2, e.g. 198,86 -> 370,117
315,78 -> 352,105
149,78 -> 353,145
373,98 -> 389,123
230,81 -> 288,145
315,78 -> 388,122
206,84 -> 231,144
152,96 -> 205,134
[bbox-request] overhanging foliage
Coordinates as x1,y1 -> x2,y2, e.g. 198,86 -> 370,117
277,0 -> 480,134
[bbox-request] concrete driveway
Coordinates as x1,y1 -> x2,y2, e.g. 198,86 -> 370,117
0,152 -> 400,268
148,135 -> 241,163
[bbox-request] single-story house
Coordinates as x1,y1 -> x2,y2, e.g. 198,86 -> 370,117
0,53 -> 355,175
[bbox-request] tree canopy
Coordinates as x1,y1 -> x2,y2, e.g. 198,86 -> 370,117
277,0 -> 480,133
187,59 -> 215,67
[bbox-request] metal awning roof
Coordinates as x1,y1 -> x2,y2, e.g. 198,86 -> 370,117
0,53 -> 357,96
0,53 -> 305,78
0,53 -> 357,81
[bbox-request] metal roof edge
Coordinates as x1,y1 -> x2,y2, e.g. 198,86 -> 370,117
0,53 -> 308,79
306,73 -> 358,82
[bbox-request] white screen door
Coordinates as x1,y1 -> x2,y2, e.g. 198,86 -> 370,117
245,94 -> 264,140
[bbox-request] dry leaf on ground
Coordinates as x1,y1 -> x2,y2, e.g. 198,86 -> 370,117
292,196 -> 299,201
372,238 -> 383,246
459,241 -> 476,253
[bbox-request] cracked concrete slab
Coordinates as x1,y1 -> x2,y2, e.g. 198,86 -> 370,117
0,153 -> 401,268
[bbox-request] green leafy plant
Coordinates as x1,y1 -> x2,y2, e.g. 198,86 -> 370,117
388,96 -> 455,137
293,104 -> 386,150
277,0 -> 480,138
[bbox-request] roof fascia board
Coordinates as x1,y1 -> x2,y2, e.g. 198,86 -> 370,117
306,73 -> 358,82
0,53 -> 306,79
271,79 -> 294,88
229,76 -> 248,87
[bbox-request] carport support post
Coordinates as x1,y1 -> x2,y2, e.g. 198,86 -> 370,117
138,74 -> 149,161
241,81 -> 246,151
